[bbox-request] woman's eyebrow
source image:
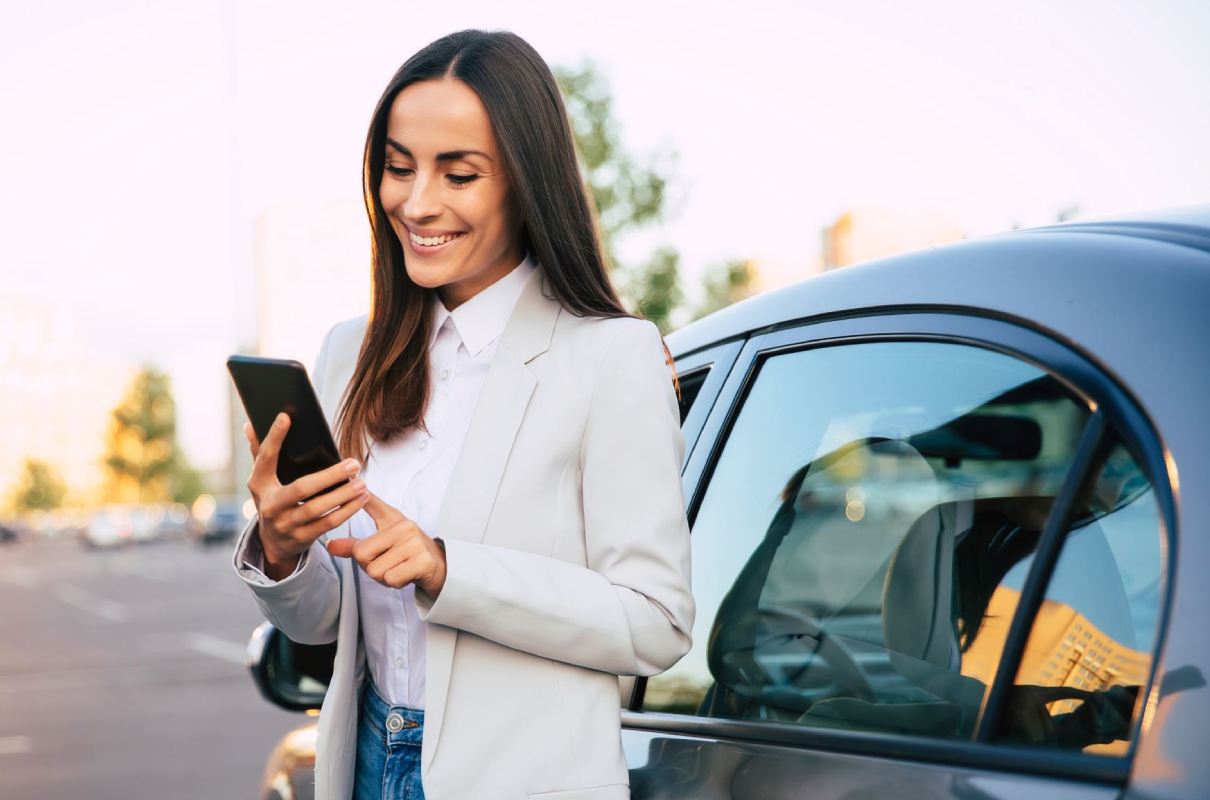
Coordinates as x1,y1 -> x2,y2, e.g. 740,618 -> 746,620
385,137 -> 493,162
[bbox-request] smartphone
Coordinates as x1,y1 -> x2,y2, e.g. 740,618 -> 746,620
226,355 -> 349,498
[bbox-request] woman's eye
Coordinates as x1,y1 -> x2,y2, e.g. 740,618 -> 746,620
384,164 -> 413,177
446,174 -> 478,186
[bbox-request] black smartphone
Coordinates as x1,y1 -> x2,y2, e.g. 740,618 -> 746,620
226,355 -> 349,498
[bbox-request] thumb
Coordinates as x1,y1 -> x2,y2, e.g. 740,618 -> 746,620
362,490 -> 407,528
325,537 -> 357,558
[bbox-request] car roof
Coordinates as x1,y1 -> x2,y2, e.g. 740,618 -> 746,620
666,204 -> 1210,360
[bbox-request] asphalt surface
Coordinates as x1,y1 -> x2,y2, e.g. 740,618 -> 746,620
0,534 -> 310,799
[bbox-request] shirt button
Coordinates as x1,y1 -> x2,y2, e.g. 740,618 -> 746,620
418,439 -> 429,450
440,369 -> 450,381
394,656 -> 404,668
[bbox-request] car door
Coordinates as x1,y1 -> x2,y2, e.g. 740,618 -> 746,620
623,312 -> 1171,799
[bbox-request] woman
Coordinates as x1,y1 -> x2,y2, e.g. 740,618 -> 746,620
232,29 -> 694,800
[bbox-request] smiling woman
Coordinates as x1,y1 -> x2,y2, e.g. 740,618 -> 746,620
232,28 -> 693,800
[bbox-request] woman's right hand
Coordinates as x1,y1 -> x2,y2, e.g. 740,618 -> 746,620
244,412 -> 369,577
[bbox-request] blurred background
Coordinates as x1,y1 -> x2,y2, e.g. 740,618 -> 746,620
1,1 -> 1208,797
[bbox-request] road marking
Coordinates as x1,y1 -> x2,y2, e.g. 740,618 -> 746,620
0,735 -> 32,755
0,567 -> 40,589
187,632 -> 247,665
55,585 -> 128,622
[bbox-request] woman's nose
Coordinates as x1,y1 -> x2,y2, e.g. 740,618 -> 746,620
403,171 -> 441,221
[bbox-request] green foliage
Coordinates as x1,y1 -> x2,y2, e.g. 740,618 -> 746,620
102,366 -> 202,504
555,62 -> 681,331
170,463 -> 207,506
11,458 -> 66,513
555,63 -> 757,331
693,259 -> 756,321
555,63 -> 670,260
631,247 -> 685,335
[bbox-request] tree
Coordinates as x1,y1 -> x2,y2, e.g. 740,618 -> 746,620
102,366 -> 203,504
555,62 -> 682,331
630,247 -> 684,334
11,458 -> 66,514
692,259 -> 756,321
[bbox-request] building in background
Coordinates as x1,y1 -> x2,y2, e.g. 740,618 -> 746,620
747,257 -> 825,293
227,202 -> 371,494
0,300 -> 135,507
822,208 -> 966,270
254,201 -> 371,368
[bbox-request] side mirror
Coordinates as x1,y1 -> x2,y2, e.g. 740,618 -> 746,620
246,621 -> 336,712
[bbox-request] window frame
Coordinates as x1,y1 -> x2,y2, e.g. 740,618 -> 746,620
624,309 -> 1175,786
671,338 -> 745,478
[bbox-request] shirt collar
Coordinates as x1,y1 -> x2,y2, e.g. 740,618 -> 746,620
427,252 -> 538,357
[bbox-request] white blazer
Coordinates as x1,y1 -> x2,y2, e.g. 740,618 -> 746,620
232,267 -> 694,800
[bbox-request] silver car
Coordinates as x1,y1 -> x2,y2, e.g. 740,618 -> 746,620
247,206 -> 1210,799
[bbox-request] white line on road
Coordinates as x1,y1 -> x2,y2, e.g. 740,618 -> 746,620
55,585 -> 128,622
0,735 -> 32,755
187,632 -> 247,666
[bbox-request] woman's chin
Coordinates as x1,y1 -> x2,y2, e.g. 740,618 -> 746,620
403,265 -> 450,290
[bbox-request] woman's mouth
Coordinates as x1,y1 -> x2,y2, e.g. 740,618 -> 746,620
407,229 -> 467,255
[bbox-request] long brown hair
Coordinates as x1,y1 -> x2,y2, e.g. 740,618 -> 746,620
337,30 -> 676,463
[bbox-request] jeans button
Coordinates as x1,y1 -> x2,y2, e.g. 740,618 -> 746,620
386,713 -> 404,733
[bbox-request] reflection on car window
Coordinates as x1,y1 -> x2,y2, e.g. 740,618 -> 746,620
991,442 -> 1161,755
643,341 -> 1104,742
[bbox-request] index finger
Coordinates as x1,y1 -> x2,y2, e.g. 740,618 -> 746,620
363,491 -> 407,529
251,412 -> 290,483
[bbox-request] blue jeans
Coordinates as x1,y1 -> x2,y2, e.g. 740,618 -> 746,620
354,680 -> 425,800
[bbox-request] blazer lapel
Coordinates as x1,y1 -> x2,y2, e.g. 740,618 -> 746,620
422,266 -> 562,771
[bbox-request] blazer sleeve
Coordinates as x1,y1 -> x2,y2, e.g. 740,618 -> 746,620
229,324 -> 343,646
416,319 -> 695,676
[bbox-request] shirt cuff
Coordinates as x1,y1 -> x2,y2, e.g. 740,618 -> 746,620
237,520 -> 309,585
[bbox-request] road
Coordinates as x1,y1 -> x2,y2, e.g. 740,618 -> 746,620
0,534 -> 311,799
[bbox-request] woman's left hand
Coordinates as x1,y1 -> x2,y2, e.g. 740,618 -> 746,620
325,491 -> 447,598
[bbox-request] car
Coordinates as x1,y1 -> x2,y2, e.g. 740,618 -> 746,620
245,206 -> 1210,799
0,522 -> 20,544
81,505 -> 135,548
194,497 -> 246,546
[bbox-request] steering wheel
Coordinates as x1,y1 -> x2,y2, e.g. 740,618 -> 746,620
712,604 -> 875,712
757,604 -> 874,700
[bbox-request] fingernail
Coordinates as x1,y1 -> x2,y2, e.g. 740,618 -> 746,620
275,413 -> 287,427
343,458 -> 360,474
351,479 -> 365,491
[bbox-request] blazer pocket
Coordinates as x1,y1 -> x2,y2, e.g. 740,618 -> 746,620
528,783 -> 630,800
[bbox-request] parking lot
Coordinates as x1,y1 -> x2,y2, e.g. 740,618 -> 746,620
0,535 -> 305,799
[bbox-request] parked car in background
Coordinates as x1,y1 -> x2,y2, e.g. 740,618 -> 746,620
245,207 -> 1210,799
194,496 -> 246,546
81,506 -> 134,548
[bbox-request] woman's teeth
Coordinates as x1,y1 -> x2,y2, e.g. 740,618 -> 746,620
410,231 -> 464,247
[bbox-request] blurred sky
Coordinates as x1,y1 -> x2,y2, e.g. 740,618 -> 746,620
2,0 -> 1208,475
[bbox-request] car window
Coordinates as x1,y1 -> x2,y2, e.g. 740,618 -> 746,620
643,340 -> 1105,742
989,441 -> 1162,755
676,366 -> 710,425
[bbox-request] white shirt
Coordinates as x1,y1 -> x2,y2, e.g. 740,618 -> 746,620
242,253 -> 536,709
355,254 -> 535,707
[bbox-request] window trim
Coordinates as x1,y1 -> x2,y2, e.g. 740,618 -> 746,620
629,310 -> 1176,783
672,339 -> 744,479
619,709 -> 1129,785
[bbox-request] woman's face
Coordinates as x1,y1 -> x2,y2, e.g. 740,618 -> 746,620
379,77 -> 525,310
